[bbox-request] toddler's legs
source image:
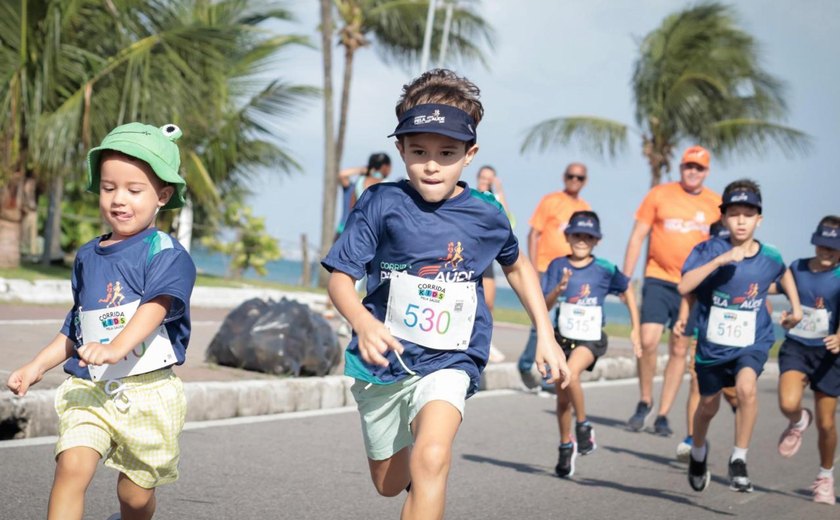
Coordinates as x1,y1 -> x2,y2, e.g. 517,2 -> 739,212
733,368 -> 759,450
556,348 -> 595,443
117,473 -> 156,520
685,341 -> 699,436
402,400 -> 462,520
48,446 -> 100,520
815,392 -> 838,469
367,448 -> 411,497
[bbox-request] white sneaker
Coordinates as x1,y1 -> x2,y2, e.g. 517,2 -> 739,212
488,344 -> 505,363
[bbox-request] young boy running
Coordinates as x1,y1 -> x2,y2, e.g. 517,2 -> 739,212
776,215 -> 840,504
680,179 -> 802,493
322,69 -> 569,519
6,123 -> 196,519
542,211 -> 641,477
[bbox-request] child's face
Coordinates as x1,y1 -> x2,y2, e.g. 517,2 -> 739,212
722,204 -> 762,243
476,168 -> 495,192
815,245 -> 840,268
99,155 -> 173,242
566,232 -> 598,259
396,133 -> 478,203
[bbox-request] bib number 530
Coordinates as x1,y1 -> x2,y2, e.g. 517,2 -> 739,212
403,304 -> 451,334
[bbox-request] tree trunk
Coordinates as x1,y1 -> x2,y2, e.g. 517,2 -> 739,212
0,172 -> 24,268
41,175 -> 63,265
317,0 -> 338,288
335,43 -> 356,169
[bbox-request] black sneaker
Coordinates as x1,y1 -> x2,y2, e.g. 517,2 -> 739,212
555,443 -> 577,478
627,401 -> 652,432
653,415 -> 673,437
728,458 -> 754,493
576,422 -> 597,455
688,442 -> 711,492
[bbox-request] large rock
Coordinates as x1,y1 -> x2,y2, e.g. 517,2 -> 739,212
205,297 -> 341,376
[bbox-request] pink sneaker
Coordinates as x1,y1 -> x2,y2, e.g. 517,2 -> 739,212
778,408 -> 812,458
812,475 -> 836,505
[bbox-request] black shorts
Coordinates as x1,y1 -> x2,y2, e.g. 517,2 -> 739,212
554,329 -> 608,372
695,349 -> 768,396
641,277 -> 680,327
779,337 -> 840,397
482,262 -> 496,279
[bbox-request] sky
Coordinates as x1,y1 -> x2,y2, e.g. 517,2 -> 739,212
251,1 -> 839,280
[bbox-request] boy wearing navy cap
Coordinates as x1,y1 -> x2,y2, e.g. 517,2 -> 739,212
542,211 -> 641,477
6,123 -> 196,519
775,215 -> 840,504
680,179 -> 802,493
322,69 -> 569,517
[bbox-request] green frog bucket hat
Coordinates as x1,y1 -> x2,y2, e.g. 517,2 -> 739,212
87,122 -> 187,210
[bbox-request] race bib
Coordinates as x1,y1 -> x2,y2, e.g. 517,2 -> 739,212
79,299 -> 177,381
385,271 -> 477,351
706,306 -> 756,348
789,305 -> 830,340
558,302 -> 602,341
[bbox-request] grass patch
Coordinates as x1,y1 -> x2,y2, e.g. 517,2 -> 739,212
0,263 -> 71,281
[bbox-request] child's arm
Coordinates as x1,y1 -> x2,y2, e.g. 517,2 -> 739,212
678,246 -> 745,296
77,295 -> 172,367
776,269 -> 804,329
543,268 -> 571,310
503,254 -> 570,387
826,321 -> 840,355
672,295 -> 696,338
328,271 -> 403,367
6,334 -> 74,396
618,288 -> 642,358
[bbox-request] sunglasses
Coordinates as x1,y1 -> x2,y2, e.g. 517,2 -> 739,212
565,174 -> 586,181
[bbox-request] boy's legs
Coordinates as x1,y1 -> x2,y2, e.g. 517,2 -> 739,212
778,369 -> 808,424
555,347 -> 596,443
733,367 -> 759,452
49,446 -> 100,520
117,473 -> 156,520
367,449 -> 412,497
691,391 -> 721,452
403,400 -> 462,520
656,332 -> 690,427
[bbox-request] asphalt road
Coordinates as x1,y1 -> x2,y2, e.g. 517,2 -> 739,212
1,377 -> 833,519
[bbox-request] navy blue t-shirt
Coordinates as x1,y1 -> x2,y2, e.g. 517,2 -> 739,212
784,258 -> 840,346
682,237 -> 786,365
322,180 -> 519,395
542,256 -> 629,327
60,228 -> 197,379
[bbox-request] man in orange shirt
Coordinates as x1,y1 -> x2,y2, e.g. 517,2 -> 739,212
623,146 -> 721,434
518,163 -> 592,386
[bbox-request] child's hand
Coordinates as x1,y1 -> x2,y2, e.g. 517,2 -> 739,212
354,313 -> 404,367
824,334 -> 840,354
779,310 -> 802,330
6,364 -> 43,396
535,336 -> 571,389
630,328 -> 642,358
77,342 -> 125,367
672,319 -> 686,338
554,268 -> 572,294
717,246 -> 746,266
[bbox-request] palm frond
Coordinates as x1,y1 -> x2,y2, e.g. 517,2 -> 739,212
520,117 -> 629,158
704,119 -> 811,161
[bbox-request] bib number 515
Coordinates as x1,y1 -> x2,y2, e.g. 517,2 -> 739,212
403,304 -> 451,335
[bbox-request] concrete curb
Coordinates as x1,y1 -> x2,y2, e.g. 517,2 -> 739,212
1,355 -> 687,440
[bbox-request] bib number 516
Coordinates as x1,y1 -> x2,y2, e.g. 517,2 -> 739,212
403,304 -> 451,335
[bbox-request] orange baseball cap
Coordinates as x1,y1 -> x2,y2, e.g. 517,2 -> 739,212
680,145 -> 710,168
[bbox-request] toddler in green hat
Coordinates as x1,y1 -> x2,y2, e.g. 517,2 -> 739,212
6,122 -> 197,518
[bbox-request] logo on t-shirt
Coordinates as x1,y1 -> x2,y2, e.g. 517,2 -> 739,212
415,241 -> 476,282
815,296 -> 825,309
97,280 -> 126,307
731,283 -> 763,310
567,283 -> 598,306
663,212 -> 710,234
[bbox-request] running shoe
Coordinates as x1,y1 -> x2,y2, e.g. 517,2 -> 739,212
627,401 -> 652,432
576,422 -> 597,455
519,367 -> 541,390
676,435 -> 692,462
812,475 -> 836,505
778,408 -> 813,458
653,415 -> 673,437
488,344 -> 506,363
728,458 -> 754,493
555,443 -> 577,478
688,442 -> 710,492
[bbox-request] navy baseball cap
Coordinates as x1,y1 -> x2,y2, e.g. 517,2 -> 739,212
720,189 -> 762,213
812,224 -> 840,250
565,213 -> 602,239
389,103 -> 477,142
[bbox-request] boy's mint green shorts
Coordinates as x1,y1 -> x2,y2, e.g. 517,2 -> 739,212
351,369 -> 470,461
54,368 -> 186,488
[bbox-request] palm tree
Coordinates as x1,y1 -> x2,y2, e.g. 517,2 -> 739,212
317,0 -> 494,286
0,0 -> 311,268
521,3 -> 809,187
